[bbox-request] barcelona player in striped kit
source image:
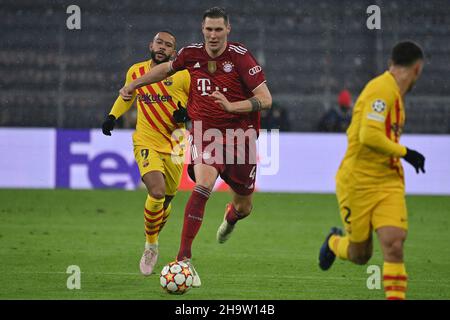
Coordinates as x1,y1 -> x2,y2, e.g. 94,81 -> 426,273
101,31 -> 196,281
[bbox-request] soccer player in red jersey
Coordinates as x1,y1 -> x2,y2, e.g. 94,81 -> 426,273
120,7 -> 272,285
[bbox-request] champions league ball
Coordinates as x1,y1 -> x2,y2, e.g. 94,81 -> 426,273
160,261 -> 193,294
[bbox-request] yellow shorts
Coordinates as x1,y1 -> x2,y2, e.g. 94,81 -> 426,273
134,146 -> 184,196
336,182 -> 408,243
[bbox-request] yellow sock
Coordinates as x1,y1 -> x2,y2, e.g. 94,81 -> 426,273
383,262 -> 407,300
143,195 -> 165,244
328,235 -> 349,260
159,202 -> 172,233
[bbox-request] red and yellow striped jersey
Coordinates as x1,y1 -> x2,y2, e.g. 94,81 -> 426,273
110,60 -> 190,154
336,71 -> 407,190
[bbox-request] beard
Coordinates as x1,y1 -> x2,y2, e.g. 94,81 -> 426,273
150,50 -> 171,64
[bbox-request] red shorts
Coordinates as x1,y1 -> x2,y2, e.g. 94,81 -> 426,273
187,133 -> 257,196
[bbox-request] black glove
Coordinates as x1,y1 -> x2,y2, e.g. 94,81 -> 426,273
173,101 -> 190,123
403,148 -> 425,174
102,114 -> 116,136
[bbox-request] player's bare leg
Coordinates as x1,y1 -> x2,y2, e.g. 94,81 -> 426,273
217,191 -> 253,243
348,234 -> 373,265
140,171 -> 166,276
377,226 -> 406,262
192,163 -> 219,191
177,163 -> 219,287
377,226 -> 408,300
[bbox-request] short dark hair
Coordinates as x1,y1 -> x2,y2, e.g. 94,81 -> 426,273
159,30 -> 176,39
203,7 -> 229,25
154,30 -> 176,47
391,41 -> 424,66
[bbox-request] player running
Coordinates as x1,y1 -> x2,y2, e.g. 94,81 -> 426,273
120,7 -> 272,284
101,31 -> 191,277
318,41 -> 425,300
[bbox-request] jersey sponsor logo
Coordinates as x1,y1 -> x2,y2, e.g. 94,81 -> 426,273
197,78 -> 212,96
249,65 -> 262,76
222,61 -> 234,73
194,62 -> 201,68
197,78 -> 228,96
138,93 -> 173,104
372,99 -> 386,113
207,61 -> 217,74
163,77 -> 173,86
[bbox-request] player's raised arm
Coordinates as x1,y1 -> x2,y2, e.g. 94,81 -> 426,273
212,82 -> 272,113
119,61 -> 174,101
102,67 -> 137,136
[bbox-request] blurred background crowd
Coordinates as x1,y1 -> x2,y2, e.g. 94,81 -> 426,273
1,0 -> 449,133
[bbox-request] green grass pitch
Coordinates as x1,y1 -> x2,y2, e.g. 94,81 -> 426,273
0,189 -> 449,300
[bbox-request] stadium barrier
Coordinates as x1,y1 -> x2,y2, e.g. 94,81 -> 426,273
0,128 -> 449,195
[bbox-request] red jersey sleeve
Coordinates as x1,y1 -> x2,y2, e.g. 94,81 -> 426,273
170,47 -> 187,72
234,47 -> 266,92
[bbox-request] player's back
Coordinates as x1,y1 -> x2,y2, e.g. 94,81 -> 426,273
336,71 -> 405,190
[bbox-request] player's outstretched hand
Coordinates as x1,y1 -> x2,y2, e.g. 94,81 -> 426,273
403,148 -> 425,174
211,91 -> 233,113
102,114 -> 116,136
119,84 -> 135,101
173,101 -> 190,123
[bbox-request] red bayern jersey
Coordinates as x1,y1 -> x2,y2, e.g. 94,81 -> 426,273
170,42 -> 266,133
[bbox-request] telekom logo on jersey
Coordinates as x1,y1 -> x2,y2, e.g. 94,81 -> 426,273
197,78 -> 228,96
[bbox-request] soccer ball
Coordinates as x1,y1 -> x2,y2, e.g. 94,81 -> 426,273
160,261 -> 193,294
